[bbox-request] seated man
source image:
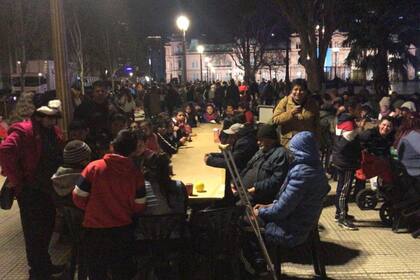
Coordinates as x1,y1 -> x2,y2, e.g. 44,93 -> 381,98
254,131 -> 330,247
205,122 -> 258,204
239,124 -> 288,205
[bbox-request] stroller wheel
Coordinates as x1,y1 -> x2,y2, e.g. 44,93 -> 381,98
380,202 -> 394,227
356,189 -> 378,210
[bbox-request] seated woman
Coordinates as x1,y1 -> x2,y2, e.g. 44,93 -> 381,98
202,103 -> 220,123
142,153 -> 188,216
395,113 -> 420,184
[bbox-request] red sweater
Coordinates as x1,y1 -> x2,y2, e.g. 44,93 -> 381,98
72,154 -> 146,228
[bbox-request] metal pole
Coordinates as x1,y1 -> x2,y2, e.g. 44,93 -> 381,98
50,0 -> 72,137
334,52 -> 338,79
199,53 -> 203,81
182,31 -> 187,84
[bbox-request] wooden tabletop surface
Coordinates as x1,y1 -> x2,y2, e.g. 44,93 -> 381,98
171,123 -> 225,200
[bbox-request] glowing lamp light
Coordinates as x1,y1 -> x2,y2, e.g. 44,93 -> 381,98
197,45 -> 204,54
38,72 -> 42,77
129,72 -> 134,77
176,15 -> 190,32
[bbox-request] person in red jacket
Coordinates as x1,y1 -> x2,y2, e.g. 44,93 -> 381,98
0,100 -> 64,280
73,129 -> 146,280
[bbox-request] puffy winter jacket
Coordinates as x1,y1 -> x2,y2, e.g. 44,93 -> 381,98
258,131 -> 330,247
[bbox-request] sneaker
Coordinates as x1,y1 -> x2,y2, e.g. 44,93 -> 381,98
334,214 -> 355,222
338,218 -> 358,230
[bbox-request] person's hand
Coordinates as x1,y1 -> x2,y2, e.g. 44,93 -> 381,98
231,184 -> 238,195
254,204 -> 271,210
248,187 -> 256,194
291,106 -> 302,116
179,137 -> 187,145
337,105 -> 346,114
173,126 -> 180,131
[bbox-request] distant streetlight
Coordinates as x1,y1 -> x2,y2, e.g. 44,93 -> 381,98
38,72 -> 42,86
105,69 -> 108,75
197,45 -> 204,81
332,47 -> 340,78
129,72 -> 134,78
176,15 -> 190,84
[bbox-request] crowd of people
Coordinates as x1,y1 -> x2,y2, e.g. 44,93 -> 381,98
0,77 -> 419,279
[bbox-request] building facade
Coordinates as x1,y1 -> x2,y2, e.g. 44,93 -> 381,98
165,32 -> 417,83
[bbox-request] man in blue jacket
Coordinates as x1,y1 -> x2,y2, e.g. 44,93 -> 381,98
254,131 -> 330,247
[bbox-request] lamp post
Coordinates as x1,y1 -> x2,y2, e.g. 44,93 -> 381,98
197,45 -> 204,81
176,15 -> 190,84
38,72 -> 42,87
332,47 -> 340,79
207,62 -> 212,83
50,0 -> 72,136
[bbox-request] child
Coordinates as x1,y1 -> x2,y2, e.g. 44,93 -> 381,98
185,103 -> 198,128
51,140 -> 92,276
202,103 -> 220,123
73,129 -> 146,280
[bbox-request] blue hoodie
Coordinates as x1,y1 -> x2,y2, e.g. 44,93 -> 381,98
258,131 -> 330,247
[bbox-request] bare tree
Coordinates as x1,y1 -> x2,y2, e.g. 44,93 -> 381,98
68,7 -> 86,95
276,0 -> 344,92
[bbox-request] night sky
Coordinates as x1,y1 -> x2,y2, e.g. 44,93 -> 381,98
128,0 -> 238,42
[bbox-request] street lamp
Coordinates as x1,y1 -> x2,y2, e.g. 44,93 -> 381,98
197,45 -> 204,81
332,47 -> 340,79
176,15 -> 190,84
38,72 -> 42,87
207,62 -> 212,83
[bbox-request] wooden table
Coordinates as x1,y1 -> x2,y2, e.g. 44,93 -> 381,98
171,124 -> 225,201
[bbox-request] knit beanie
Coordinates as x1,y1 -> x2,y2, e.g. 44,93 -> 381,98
257,124 -> 278,140
63,140 -> 91,166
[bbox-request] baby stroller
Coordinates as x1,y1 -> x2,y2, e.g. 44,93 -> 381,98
356,153 -> 420,232
354,151 -> 394,212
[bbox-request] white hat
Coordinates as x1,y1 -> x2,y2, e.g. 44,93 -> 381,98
400,101 -> 416,112
36,99 -> 62,117
223,123 -> 244,135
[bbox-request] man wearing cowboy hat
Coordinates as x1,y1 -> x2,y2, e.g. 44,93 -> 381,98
0,99 -> 65,279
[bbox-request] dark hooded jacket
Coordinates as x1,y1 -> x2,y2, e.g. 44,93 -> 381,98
240,145 -> 288,204
258,132 -> 330,247
331,113 -> 361,169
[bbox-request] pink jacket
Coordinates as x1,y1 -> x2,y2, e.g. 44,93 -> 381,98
0,120 -> 63,196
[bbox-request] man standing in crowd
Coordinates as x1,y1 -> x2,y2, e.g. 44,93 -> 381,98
73,80 -> 118,137
226,79 -> 240,108
272,79 -> 320,147
240,124 -> 289,205
0,100 -> 64,279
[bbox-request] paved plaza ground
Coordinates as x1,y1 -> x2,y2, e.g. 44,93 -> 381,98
0,180 -> 418,280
